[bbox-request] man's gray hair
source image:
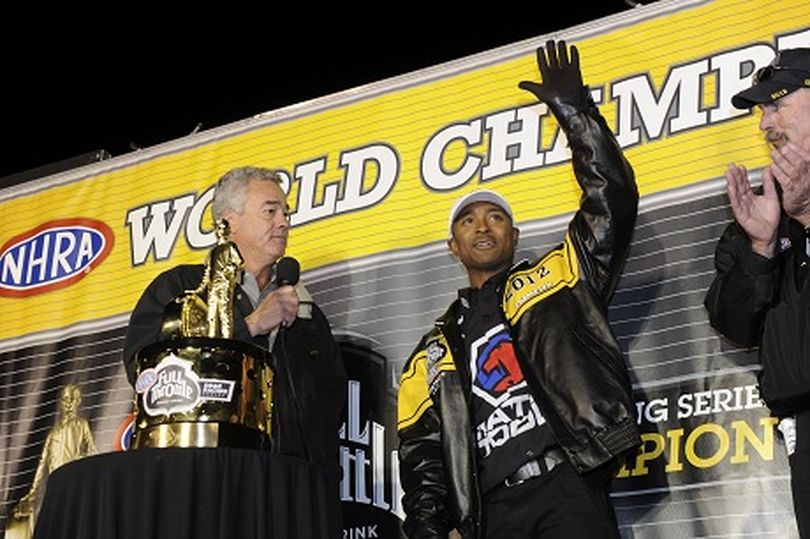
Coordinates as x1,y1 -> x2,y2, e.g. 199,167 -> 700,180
212,166 -> 283,220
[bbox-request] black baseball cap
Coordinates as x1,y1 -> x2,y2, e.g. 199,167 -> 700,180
731,48 -> 810,109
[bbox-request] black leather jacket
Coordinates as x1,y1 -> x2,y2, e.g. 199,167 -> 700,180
397,96 -> 641,539
705,218 -> 810,415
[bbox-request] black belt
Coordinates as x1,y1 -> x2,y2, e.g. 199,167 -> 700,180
503,448 -> 566,488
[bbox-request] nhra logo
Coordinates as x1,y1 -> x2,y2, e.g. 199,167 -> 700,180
0,218 -> 114,297
113,414 -> 135,451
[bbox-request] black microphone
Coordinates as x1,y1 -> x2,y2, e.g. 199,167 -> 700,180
275,256 -> 300,287
275,257 -> 301,330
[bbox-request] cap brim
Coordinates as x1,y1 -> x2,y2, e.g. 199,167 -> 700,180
731,74 -> 808,109
731,81 -> 781,109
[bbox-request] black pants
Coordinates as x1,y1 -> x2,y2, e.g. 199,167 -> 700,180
481,461 -> 621,538
791,411 -> 810,538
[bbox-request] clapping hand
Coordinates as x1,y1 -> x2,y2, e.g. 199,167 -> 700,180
725,163 -> 780,258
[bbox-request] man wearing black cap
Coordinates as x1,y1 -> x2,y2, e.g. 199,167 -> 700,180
397,40 -> 640,538
705,47 -> 810,536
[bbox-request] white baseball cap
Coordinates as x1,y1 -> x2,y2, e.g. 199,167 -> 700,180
448,189 -> 514,236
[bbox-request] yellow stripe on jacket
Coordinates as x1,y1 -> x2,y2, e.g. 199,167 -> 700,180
502,233 -> 580,324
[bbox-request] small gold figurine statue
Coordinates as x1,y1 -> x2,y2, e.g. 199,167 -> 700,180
162,219 -> 243,339
9,384 -> 97,538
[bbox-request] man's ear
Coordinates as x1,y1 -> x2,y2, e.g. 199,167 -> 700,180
447,237 -> 460,258
513,227 -> 520,244
222,209 -> 238,233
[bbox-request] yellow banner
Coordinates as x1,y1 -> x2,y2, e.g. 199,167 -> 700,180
1,0 -> 808,341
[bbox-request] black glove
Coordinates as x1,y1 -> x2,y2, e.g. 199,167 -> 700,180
518,39 -> 591,111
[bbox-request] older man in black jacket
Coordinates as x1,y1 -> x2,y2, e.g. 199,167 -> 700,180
123,166 -> 346,467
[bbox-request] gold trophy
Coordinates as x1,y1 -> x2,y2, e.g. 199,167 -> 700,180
131,219 -> 274,449
6,385 -> 97,539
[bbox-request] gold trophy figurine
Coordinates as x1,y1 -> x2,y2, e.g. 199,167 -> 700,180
133,218 -> 274,450
202,219 -> 243,338
161,219 -> 244,339
8,385 -> 97,539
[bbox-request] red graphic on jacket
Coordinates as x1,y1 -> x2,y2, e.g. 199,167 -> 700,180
475,332 -> 524,394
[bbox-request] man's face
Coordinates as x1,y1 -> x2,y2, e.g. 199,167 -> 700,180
225,179 -> 290,270
448,201 -> 518,286
759,88 -> 810,149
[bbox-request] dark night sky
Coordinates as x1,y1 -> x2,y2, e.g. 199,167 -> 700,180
1,3 -> 649,183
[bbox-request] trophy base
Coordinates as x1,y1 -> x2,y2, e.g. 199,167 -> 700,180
132,337 -> 274,450
132,421 -> 271,450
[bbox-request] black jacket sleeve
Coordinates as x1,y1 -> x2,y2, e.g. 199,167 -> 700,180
704,222 -> 781,347
122,265 -> 204,385
397,336 -> 453,539
272,303 -> 347,467
553,92 -> 638,304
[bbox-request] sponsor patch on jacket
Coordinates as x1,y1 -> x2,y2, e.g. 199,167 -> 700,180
397,332 -> 455,430
0,218 -> 114,297
502,234 -> 579,324
470,325 -> 525,403
426,335 -> 454,396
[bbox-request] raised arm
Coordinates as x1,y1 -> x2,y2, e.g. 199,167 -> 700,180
519,40 -> 638,301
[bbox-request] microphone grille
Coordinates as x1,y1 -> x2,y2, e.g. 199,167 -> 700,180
276,257 -> 300,286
